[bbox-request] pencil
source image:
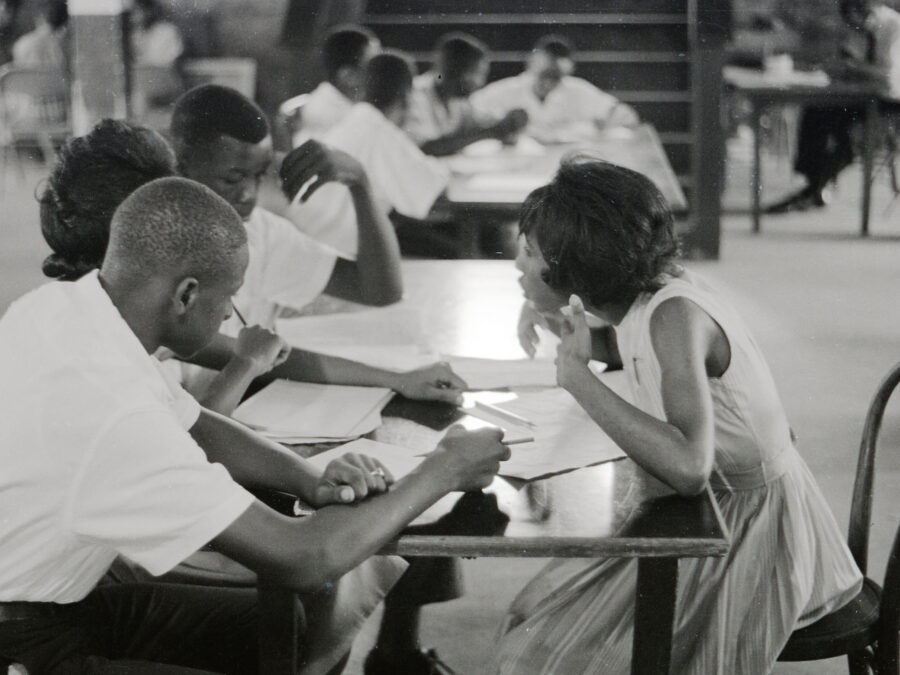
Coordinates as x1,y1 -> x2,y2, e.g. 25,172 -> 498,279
232,302 -> 248,326
473,400 -> 536,429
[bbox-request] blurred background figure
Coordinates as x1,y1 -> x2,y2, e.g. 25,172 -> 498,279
11,0 -> 67,70
472,34 -> 639,144
404,31 -> 528,156
292,24 -> 381,146
766,0 -> 900,213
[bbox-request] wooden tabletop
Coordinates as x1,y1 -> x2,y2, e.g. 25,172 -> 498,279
369,260 -> 729,559
435,124 -> 688,216
723,65 -> 887,104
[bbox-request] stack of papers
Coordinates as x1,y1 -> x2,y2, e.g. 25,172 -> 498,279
234,381 -> 393,444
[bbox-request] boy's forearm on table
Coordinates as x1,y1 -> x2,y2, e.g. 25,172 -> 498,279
269,346 -> 401,389
191,408 -> 321,499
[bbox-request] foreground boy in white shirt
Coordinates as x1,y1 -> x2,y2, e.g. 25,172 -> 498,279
0,177 -> 509,673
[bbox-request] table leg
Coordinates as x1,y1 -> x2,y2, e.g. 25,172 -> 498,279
862,98 -> 878,237
751,105 -> 762,234
258,585 -> 303,675
632,557 -> 678,675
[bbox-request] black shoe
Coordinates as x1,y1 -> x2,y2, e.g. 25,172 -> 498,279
364,647 -> 457,675
764,186 -> 828,214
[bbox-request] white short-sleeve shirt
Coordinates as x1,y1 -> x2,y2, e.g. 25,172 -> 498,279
403,71 -> 486,145
285,102 -> 449,260
471,73 -> 638,143
293,81 -> 355,146
0,272 -> 255,603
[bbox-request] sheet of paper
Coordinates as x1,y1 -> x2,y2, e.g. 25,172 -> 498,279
276,307 -> 438,372
305,438 -> 426,481
234,380 -> 393,440
443,355 -> 557,390
488,385 -> 629,480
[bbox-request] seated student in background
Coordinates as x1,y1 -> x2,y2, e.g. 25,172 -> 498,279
39,118 -> 288,416
0,176 -> 511,674
471,34 -> 639,144
170,85 -> 463,403
286,50 -> 451,260
766,0 -> 900,213
404,31 -> 528,156
493,160 -> 862,674
294,24 -> 381,145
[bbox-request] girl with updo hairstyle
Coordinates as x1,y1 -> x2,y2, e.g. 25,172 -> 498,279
38,118 -> 289,416
40,118 -> 176,280
498,158 -> 862,674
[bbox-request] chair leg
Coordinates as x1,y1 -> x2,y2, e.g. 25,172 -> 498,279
848,647 -> 876,675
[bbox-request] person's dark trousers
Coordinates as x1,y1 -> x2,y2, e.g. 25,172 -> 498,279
795,105 -> 865,191
0,583 -> 267,674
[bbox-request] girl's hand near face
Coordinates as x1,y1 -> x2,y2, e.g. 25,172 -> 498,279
556,295 -> 593,389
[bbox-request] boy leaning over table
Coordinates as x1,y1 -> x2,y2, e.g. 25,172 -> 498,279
0,177 -> 511,674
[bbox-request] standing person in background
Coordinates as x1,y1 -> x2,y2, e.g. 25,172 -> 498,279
404,31 -> 528,156
766,0 -> 900,213
291,24 -> 381,145
472,34 -> 639,144
10,0 -> 66,70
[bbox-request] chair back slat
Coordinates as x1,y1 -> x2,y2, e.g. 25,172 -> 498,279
847,361 -> 900,574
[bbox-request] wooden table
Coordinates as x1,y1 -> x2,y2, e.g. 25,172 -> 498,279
429,125 -> 687,256
261,260 -> 729,675
723,65 -> 887,236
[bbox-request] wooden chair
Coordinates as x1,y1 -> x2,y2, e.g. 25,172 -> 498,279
0,65 -> 70,182
779,361 -> 900,674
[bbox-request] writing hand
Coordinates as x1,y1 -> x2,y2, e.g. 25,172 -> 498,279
426,425 -> 511,492
280,139 -> 367,202
235,325 -> 291,375
313,452 -> 395,506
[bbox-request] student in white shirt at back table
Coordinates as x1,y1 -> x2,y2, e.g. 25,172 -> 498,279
471,34 -> 640,144
404,31 -> 528,156
285,50 -> 452,260
169,84 -> 467,405
292,24 -> 381,146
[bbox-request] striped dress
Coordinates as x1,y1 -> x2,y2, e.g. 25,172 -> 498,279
495,269 -> 862,674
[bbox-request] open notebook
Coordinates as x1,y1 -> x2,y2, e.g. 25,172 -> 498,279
234,381 -> 394,444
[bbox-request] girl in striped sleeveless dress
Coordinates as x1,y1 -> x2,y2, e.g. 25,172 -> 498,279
498,159 -> 862,674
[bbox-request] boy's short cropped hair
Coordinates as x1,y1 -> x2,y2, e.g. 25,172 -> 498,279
435,31 -> 488,76
322,25 -> 380,81
364,50 -> 415,112
519,158 -> 680,309
533,34 -> 575,59
169,85 -> 269,162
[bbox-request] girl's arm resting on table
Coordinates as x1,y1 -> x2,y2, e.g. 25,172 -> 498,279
558,296 -> 717,496
210,427 -> 509,592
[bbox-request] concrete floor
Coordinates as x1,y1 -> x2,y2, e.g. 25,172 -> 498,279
2,139 -> 899,674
